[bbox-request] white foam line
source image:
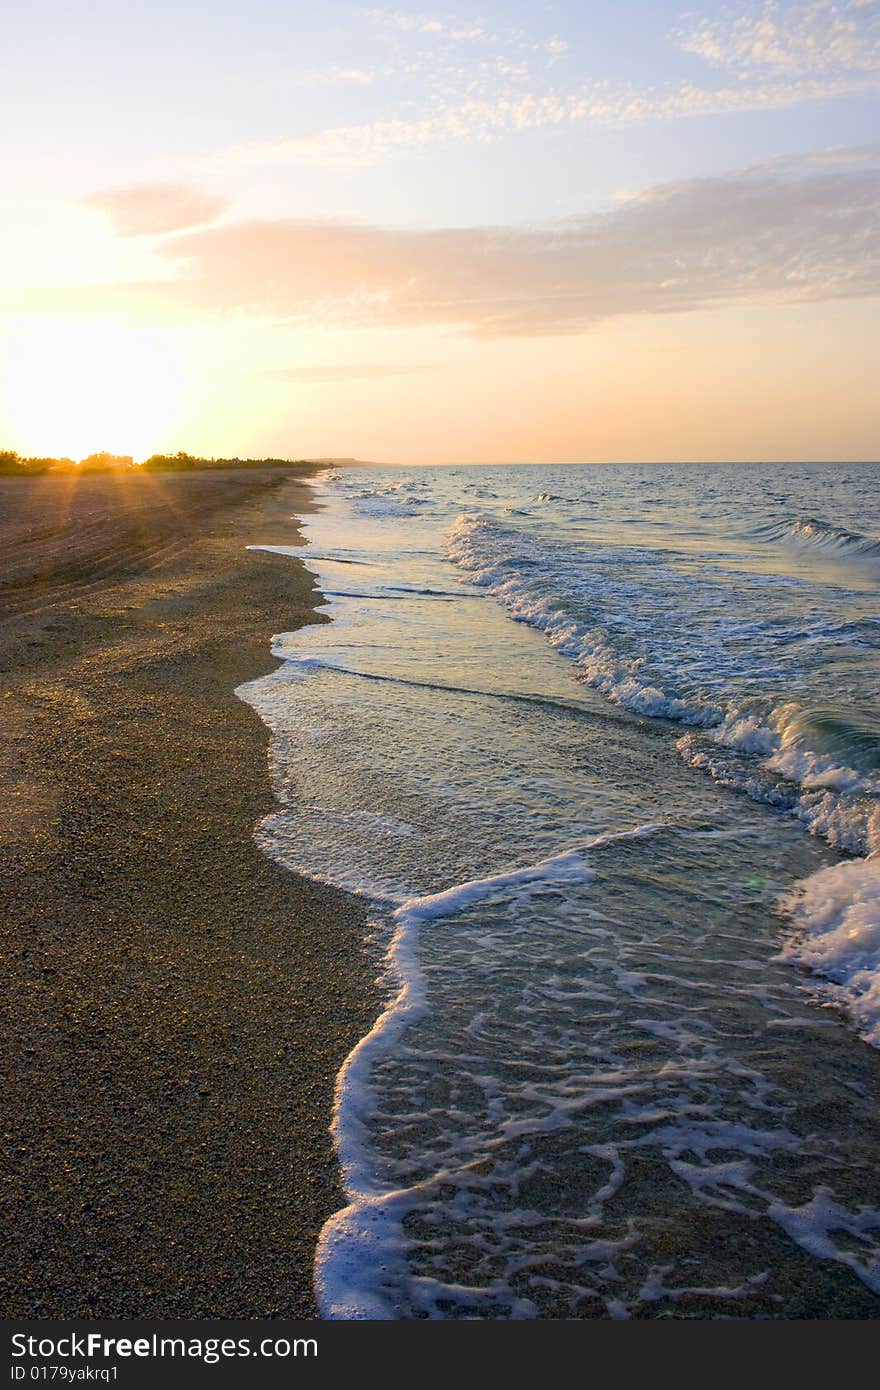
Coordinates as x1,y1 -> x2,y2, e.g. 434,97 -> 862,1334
779,854 -> 880,1049
588,823 -> 665,850
314,825 -> 670,1319
446,514 -> 880,861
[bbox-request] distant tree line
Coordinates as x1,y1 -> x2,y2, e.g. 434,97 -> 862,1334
0,449 -> 308,475
0,450 -> 77,474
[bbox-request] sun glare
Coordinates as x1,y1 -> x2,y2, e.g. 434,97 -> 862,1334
4,321 -> 179,460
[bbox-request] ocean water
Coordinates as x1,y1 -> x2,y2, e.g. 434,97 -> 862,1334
240,461 -> 880,1319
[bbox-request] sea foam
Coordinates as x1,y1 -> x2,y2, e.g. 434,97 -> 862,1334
316,847 -> 598,1319
446,513 -> 880,859
780,856 -> 880,1048
244,462 -> 880,1317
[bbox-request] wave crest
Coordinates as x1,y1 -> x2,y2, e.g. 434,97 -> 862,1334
754,516 -> 880,562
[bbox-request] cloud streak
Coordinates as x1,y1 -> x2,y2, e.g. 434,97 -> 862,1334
677,0 -> 880,77
225,72 -> 876,166
262,363 -> 430,381
366,9 -> 492,41
81,184 -> 229,236
219,2 -> 879,169
32,150 -> 880,338
291,66 -> 375,87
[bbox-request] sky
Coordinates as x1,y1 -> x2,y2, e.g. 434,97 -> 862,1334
1,0 -> 878,463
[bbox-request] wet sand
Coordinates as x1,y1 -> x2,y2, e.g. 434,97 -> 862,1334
0,466 -> 376,1318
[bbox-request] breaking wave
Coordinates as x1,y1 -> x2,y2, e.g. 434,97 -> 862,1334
445,513 -> 880,858
753,516 -> 880,563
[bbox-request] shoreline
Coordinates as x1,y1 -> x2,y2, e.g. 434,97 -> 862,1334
0,466 -> 378,1318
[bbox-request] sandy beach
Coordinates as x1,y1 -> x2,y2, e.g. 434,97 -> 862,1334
0,466 -> 376,1318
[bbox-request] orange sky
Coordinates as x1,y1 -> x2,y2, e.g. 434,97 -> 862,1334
2,2 -> 878,463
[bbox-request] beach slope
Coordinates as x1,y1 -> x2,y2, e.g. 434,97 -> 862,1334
0,467 -> 374,1318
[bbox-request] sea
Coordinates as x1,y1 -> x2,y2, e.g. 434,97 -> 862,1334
239,461 -> 880,1319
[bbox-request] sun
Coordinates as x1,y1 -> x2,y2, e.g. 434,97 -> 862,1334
3,320 -> 179,460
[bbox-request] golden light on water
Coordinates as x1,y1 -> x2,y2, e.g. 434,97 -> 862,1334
4,321 -> 179,460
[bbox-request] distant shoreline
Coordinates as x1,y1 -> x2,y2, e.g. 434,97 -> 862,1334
0,464 -> 377,1317
0,451 -> 365,476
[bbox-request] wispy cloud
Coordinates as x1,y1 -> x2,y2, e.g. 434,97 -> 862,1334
677,0 -> 880,76
43,149 -> 880,337
292,66 -> 375,87
366,9 -> 490,40
225,72 -> 874,167
263,363 -> 429,381
81,184 -> 229,236
366,7 -> 566,51
220,3 -> 879,169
